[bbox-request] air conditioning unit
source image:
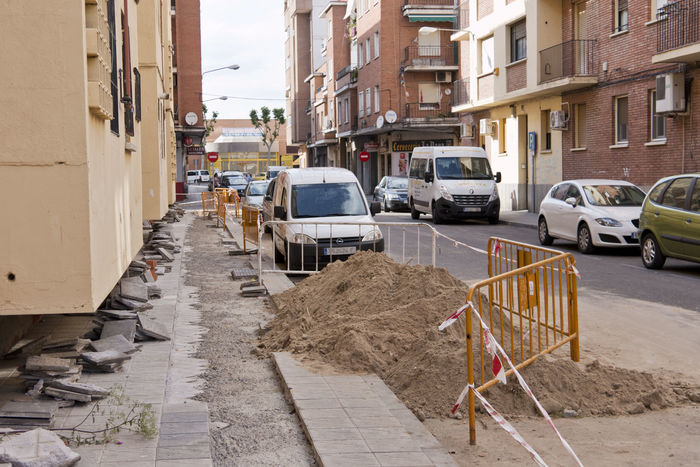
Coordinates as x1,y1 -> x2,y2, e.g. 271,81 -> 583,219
479,118 -> 489,135
460,122 -> 474,138
656,73 -> 686,113
550,110 -> 568,130
435,71 -> 452,83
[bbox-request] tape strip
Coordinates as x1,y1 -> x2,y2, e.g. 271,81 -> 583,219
468,303 -> 583,467
438,303 -> 470,331
434,231 -> 488,255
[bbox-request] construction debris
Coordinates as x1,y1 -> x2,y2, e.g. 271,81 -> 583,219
0,401 -> 58,428
100,319 -> 137,342
90,334 -> 139,355
25,356 -> 72,373
0,428 -> 81,466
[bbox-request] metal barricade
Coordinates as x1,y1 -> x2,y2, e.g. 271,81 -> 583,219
465,238 -> 579,445
215,191 -> 228,228
201,192 -> 216,216
258,221 -> 438,275
241,205 -> 260,252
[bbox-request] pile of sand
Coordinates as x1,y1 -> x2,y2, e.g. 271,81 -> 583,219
259,251 -> 698,419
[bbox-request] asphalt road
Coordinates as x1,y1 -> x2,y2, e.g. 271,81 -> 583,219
373,210 -> 700,312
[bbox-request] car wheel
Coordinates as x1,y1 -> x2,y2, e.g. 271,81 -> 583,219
488,212 -> 499,225
641,233 -> 666,269
432,201 -> 443,224
577,223 -> 594,254
410,200 -> 420,220
538,217 -> 554,245
384,198 -> 391,213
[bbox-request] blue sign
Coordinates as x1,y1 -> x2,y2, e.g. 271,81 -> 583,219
528,131 -> 536,155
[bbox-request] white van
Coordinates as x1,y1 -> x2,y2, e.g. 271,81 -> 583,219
408,146 -> 501,224
266,165 -> 286,180
270,168 -> 383,270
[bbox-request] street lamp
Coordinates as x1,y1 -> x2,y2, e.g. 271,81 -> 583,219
202,96 -> 228,103
202,64 -> 240,75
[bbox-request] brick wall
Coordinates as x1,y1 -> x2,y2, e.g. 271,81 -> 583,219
506,60 -> 526,92
477,0 -> 493,21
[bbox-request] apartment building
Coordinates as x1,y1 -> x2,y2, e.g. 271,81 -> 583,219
0,0 -> 175,324
172,0 -> 206,196
453,0 -> 699,213
301,0 -> 461,193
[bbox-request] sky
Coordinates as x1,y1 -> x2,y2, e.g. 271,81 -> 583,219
200,0 -> 286,120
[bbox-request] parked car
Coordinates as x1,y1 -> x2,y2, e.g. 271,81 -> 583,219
220,174 -> 249,196
373,176 -> 409,212
408,146 -> 501,224
242,180 -> 270,209
538,179 -> 646,253
198,170 -> 210,183
638,173 -> 700,269
269,168 -> 382,270
253,172 -> 267,181
261,178 -> 277,232
186,170 -> 199,184
266,165 -> 286,180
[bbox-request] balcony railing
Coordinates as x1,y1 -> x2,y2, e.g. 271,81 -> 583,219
404,102 -> 455,120
656,0 -> 700,53
453,78 -> 469,106
539,40 -> 597,84
403,45 -> 456,67
404,0 -> 455,5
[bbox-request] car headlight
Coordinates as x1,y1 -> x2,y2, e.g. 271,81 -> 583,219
291,233 -> 316,244
595,217 -> 622,227
384,193 -> 396,200
362,229 -> 383,242
489,185 -> 499,202
439,185 -> 454,202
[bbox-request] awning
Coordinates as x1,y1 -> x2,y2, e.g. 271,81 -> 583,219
344,0 -> 356,19
408,16 -> 455,22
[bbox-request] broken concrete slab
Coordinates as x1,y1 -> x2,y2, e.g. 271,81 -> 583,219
0,401 -> 58,420
137,319 -> 170,341
147,284 -> 162,299
142,271 -> 156,283
131,259 -> 149,269
44,387 -> 91,403
240,285 -> 267,297
46,379 -> 109,397
25,356 -> 72,372
120,278 -> 149,303
80,350 -> 130,365
90,334 -> 138,355
100,319 -> 137,342
143,254 -> 163,261
3,337 -> 49,360
0,428 -> 80,466
231,268 -> 258,279
157,248 -> 175,262
97,309 -> 138,320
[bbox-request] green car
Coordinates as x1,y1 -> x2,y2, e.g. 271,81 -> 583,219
639,174 -> 700,269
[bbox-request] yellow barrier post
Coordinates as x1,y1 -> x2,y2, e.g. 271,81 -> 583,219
241,205 -> 260,252
201,192 -> 216,217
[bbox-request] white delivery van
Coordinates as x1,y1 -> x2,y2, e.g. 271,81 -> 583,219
270,168 -> 383,270
266,165 -> 286,180
408,146 -> 501,224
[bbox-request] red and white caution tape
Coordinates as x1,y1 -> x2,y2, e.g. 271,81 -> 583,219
434,231 -> 488,255
569,263 -> 581,279
492,238 -> 502,256
438,303 -> 471,331
468,304 -> 583,466
483,328 -> 507,385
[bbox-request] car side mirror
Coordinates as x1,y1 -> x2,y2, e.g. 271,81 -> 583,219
495,172 -> 502,183
274,205 -> 286,219
370,201 -> 381,216
264,195 -> 272,201
565,197 -> 577,207
424,172 -> 434,183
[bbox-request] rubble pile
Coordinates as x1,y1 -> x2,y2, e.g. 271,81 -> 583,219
261,251 -> 699,419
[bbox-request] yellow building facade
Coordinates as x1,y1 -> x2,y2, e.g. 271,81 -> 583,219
0,0 -> 175,316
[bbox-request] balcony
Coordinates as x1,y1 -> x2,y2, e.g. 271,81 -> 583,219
653,0 -> 700,63
403,45 -> 457,71
403,0 -> 457,22
402,102 -> 459,127
539,40 -> 598,85
335,66 -> 358,96
453,78 -> 469,107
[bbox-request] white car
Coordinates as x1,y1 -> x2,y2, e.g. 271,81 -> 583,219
198,170 -> 210,182
538,179 -> 647,253
186,170 -> 199,183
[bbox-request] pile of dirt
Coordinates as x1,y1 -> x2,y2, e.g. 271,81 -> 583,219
259,251 -> 698,419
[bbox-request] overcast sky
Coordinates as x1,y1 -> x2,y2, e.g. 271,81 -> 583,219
200,0 -> 286,120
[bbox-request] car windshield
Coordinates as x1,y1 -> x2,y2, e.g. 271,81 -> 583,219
247,183 -> 268,195
583,184 -> 646,206
223,176 -> 247,186
387,178 -> 408,189
435,157 -> 493,180
291,182 -> 367,218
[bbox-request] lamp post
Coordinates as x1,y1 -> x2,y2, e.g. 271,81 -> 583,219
202,64 -> 240,75
203,96 -> 228,103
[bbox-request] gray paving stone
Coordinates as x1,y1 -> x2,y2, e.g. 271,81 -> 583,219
374,451 -> 433,466
162,401 -> 208,414
422,448 -> 459,466
159,421 -> 209,435
156,459 -> 212,467
307,428 -> 363,441
366,437 -> 426,453
294,398 -> 342,410
120,278 -> 149,302
350,416 -> 404,429
338,398 -> 385,408
358,427 -> 412,440
313,438 -> 371,454
101,319 -> 137,342
156,444 -> 211,461
289,387 -> 333,400
343,407 -> 394,418
303,416 -> 356,430
157,433 -> 209,447
160,411 -> 208,423
318,452 -> 380,467
299,408 -> 346,420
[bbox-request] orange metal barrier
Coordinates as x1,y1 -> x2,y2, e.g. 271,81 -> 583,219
215,191 -> 228,228
241,205 -> 260,252
465,238 -> 579,445
201,192 -> 216,216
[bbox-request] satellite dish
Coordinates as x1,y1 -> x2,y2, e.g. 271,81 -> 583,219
385,110 -> 397,124
376,115 -> 385,129
445,88 -> 452,95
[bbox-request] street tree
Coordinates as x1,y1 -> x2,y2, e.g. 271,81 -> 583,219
202,104 -> 218,143
249,106 -> 286,167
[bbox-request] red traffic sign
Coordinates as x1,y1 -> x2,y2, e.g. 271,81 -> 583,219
183,136 -> 193,146
207,152 -> 219,163
359,151 -> 370,162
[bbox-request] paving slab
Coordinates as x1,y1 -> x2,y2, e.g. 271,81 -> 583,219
273,352 -> 458,467
101,319 -> 137,342
120,278 -> 149,302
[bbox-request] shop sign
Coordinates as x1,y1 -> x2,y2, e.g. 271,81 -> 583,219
186,145 -> 205,155
391,140 -> 453,152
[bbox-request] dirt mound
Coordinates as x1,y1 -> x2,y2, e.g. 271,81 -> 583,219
260,251 -> 698,419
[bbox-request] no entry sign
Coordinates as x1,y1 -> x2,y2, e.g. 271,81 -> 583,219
207,152 -> 219,163
359,151 -> 370,162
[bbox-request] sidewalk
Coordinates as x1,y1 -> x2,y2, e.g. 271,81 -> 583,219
498,210 -> 538,229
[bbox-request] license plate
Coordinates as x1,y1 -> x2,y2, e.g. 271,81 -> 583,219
630,231 -> 637,239
463,207 -> 481,212
324,247 -> 357,255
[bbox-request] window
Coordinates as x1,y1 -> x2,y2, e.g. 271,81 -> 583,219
614,0 -> 628,33
409,158 -> 427,179
480,36 -> 494,74
344,98 -> 349,123
565,184 -> 583,205
134,68 -> 141,122
108,0 -> 119,134
359,91 -> 364,117
418,83 -> 439,109
365,88 -> 371,115
358,43 -> 364,68
653,0 -> 669,20
661,177 -> 692,209
337,100 -> 342,125
510,19 -> 526,62
551,184 -> 570,201
374,86 -> 380,113
121,9 -> 134,136
574,103 -> 587,148
615,96 -> 628,144
499,118 -> 507,154
366,38 -> 371,64
690,179 -> 700,212
374,31 -> 380,59
541,110 -> 551,151
650,90 -> 666,141
418,29 -> 439,57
